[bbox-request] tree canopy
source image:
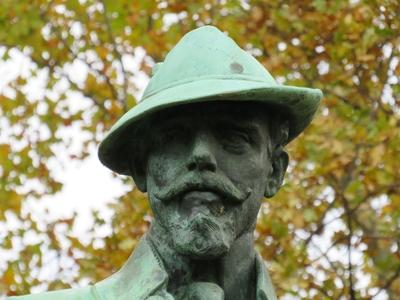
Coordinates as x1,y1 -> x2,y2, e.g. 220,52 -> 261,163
1,0 -> 399,299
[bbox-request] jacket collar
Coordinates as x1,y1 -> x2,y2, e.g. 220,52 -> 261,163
94,235 -> 277,300
255,252 -> 278,300
94,236 -> 169,300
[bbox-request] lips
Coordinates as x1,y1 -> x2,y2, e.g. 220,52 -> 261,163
181,190 -> 226,217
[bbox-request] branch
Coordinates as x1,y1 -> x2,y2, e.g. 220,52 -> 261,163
100,0 -> 128,112
323,87 -> 363,111
304,197 -> 338,246
343,194 -> 356,300
371,267 -> 400,298
60,71 -> 108,114
306,233 -> 347,265
307,238 -> 348,295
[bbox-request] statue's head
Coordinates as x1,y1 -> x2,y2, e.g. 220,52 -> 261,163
127,101 -> 289,258
98,26 -> 322,259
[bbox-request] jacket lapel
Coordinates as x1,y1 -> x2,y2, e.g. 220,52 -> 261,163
94,236 -> 170,300
94,236 -> 277,300
255,253 -> 278,300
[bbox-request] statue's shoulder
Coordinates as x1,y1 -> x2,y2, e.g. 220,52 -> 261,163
7,237 -> 160,300
7,286 -> 99,300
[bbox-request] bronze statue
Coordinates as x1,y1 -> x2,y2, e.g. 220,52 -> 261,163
10,26 -> 322,300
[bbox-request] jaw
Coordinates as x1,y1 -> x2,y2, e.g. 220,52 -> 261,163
148,186 -> 264,259
156,205 -> 237,259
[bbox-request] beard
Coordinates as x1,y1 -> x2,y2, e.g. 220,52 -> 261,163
165,208 -> 236,259
148,171 -> 249,258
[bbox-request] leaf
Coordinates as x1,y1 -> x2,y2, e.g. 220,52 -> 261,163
1,0 -> 400,298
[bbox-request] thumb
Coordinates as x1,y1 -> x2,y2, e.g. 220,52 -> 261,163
177,282 -> 224,300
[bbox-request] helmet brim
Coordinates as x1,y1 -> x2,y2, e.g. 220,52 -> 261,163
98,78 -> 322,175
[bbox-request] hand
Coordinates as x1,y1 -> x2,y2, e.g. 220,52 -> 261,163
175,282 -> 224,300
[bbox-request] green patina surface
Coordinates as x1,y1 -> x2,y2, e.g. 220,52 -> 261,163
98,25 -> 322,175
10,26 -> 322,300
9,236 -> 276,300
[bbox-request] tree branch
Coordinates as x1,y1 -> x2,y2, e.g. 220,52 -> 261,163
371,267 -> 400,298
100,0 -> 128,112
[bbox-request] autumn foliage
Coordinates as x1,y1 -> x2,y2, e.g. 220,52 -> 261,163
1,1 -> 399,299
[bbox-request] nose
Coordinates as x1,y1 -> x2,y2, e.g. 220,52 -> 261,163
186,133 -> 217,172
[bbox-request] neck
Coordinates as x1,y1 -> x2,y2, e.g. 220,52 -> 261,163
147,221 -> 256,300
147,221 -> 194,291
218,231 -> 256,300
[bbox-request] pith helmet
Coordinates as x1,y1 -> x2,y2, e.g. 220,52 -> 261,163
98,26 -> 323,175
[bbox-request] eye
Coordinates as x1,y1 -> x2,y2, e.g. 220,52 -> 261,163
156,126 -> 188,145
220,129 -> 251,153
225,129 -> 249,142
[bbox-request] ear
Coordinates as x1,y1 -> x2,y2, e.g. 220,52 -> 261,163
129,157 -> 147,192
264,148 -> 289,198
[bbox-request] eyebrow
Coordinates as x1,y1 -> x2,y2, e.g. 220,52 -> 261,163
215,120 -> 265,146
152,111 -> 265,135
213,119 -> 262,133
154,118 -> 191,132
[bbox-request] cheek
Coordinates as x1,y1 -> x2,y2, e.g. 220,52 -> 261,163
232,196 -> 262,234
147,150 -> 184,188
151,197 -> 179,223
218,151 -> 271,190
240,157 -> 268,179
147,155 -> 169,187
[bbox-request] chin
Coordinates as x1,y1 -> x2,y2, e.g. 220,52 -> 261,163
170,212 -> 236,259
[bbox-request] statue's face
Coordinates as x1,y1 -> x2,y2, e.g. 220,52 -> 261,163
144,102 -> 274,259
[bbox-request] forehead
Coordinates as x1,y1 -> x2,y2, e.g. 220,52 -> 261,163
149,101 -> 269,128
126,101 -> 279,159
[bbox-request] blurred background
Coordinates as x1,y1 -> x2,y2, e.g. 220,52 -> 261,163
0,0 -> 399,299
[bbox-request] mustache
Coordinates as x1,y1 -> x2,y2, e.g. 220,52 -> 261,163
154,173 -> 252,204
